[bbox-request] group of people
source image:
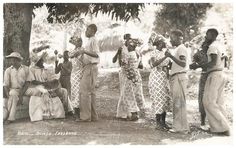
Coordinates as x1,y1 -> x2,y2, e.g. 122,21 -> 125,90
3,23 -> 231,136
3,24 -> 100,123
113,28 -> 230,136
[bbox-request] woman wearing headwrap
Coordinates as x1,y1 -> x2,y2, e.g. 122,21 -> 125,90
68,33 -> 84,121
148,35 -> 171,130
116,36 -> 146,121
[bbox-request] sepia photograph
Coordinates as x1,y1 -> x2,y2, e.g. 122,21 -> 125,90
1,0 -> 234,145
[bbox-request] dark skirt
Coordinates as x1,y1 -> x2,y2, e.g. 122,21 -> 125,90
198,72 -> 208,116
60,76 -> 71,98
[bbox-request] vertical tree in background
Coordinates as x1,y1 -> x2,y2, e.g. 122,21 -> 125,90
153,3 -> 212,41
4,3 -> 34,66
3,3 -> 144,67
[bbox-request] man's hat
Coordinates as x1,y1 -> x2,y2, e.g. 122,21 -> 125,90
5,52 -> 23,60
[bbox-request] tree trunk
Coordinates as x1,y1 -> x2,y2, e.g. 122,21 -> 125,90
4,3 -> 34,67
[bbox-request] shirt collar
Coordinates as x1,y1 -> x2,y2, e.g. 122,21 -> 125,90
11,65 -> 23,70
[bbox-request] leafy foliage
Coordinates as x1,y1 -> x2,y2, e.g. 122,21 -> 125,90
33,3 -> 145,23
153,3 -> 212,40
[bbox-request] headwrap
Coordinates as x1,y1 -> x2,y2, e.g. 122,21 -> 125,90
30,51 -> 48,65
152,34 -> 167,48
69,28 -> 82,45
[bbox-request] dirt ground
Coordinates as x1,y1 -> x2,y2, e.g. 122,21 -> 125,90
3,118 -> 214,145
3,69 -> 233,145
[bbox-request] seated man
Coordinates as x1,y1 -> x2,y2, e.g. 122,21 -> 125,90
3,52 -> 30,124
22,51 -> 72,121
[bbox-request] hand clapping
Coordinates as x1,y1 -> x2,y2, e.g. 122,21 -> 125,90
189,63 -> 199,70
165,50 -> 172,57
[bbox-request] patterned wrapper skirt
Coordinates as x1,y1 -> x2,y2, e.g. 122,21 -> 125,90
198,72 -> 208,115
149,68 -> 171,115
70,68 -> 83,108
116,68 -> 145,118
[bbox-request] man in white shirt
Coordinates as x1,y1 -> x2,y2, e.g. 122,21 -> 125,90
77,24 -> 100,122
3,52 -> 30,124
164,30 -> 189,133
192,28 -> 230,136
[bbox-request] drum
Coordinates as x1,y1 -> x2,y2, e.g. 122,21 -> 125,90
44,80 -> 60,98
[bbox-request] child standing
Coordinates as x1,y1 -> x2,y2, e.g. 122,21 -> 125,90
55,50 -> 73,115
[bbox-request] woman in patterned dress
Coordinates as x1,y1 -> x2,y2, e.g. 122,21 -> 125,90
69,35 -> 84,121
116,37 -> 146,121
148,36 -> 171,130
